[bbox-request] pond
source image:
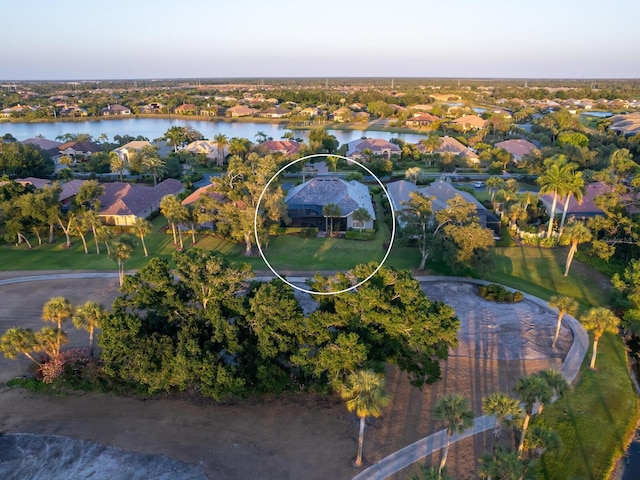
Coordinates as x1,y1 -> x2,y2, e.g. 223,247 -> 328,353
0,118 -> 428,145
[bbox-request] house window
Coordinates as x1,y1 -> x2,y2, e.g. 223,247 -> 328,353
352,221 -> 364,228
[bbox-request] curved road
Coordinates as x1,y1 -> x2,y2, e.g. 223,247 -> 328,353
0,272 -> 589,480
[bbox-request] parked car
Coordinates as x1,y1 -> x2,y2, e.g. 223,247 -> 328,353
473,181 -> 484,188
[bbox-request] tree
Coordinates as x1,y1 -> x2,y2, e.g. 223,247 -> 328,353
132,217 -> 152,257
109,152 -> 126,182
486,176 -> 506,205
433,393 -> 475,475
560,221 -> 592,277
140,145 -> 165,186
41,296 -> 73,355
548,295 -> 579,349
558,170 -> 585,237
537,155 -> 576,238
537,369 -> 569,412
326,155 -> 338,172
482,392 -> 522,437
0,327 -> 42,365
581,307 -> 619,369
322,202 -> 342,236
478,447 -> 536,480
352,207 -> 372,232
109,236 -> 135,287
160,194 -> 183,245
400,191 -> 435,270
524,424 -> 560,459
513,374 -> 553,457
73,301 -> 106,357
42,297 -> 73,331
339,369 -> 390,467
405,166 -> 422,184
207,153 -> 288,256
163,126 -> 187,152
214,133 -> 229,167
228,137 -> 250,159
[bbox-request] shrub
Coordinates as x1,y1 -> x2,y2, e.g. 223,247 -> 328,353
345,230 -> 376,241
282,227 -> 318,238
478,283 -> 524,303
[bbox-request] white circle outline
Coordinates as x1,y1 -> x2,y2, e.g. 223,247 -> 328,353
254,153 -> 396,295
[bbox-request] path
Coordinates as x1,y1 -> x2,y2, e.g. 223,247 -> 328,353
352,277 -> 589,480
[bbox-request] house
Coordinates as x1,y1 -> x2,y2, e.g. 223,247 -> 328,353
112,140 -> 154,163
609,113 -> 640,137
405,113 -> 440,127
257,140 -> 301,157
58,141 -> 102,162
21,137 -> 64,168
285,176 -> 375,232
174,103 -> 198,115
539,181 -> 610,220
14,177 -> 87,206
138,102 -> 165,114
386,179 -> 500,235
183,140 -> 228,162
451,115 -> 486,131
58,106 -> 88,117
98,178 -> 184,226
345,138 -> 401,159
101,104 -> 131,116
226,105 -> 258,118
494,139 -> 539,162
200,106 -> 225,117
332,107 -> 354,123
415,136 -> 479,164
257,107 -> 291,119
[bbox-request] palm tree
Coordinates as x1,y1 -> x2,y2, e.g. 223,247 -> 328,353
229,137 -> 250,159
558,170 -> 585,237
326,155 -> 338,172
339,370 -> 390,468
524,424 -> 560,459
537,156 -> 574,238
35,326 -> 67,359
581,307 -> 619,369
537,369 -> 569,413
409,466 -> 452,480
132,217 -> 152,257
0,327 -> 42,365
486,176 -> 506,205
482,392 -> 522,437
73,301 -> 106,357
214,133 -> 229,167
42,296 -> 73,355
352,207 -> 372,232
478,447 -> 535,480
513,374 -> 553,457
109,236 -> 134,287
322,203 -> 342,237
109,152 -> 126,182
561,221 -> 592,277
164,126 -> 186,152
433,393 -> 475,476
42,297 -> 73,331
548,295 -> 579,349
140,145 -> 165,186
405,166 -> 422,184
160,195 -> 182,244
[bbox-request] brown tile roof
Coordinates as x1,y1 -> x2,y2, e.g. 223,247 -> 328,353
258,140 -> 301,156
99,179 -> 184,217
58,179 -> 87,202
494,139 -> 539,159
181,185 -> 224,206
451,115 -> 486,128
15,177 -> 52,189
58,141 -> 102,154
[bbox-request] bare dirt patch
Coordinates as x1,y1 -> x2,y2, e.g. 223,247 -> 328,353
0,274 -> 571,479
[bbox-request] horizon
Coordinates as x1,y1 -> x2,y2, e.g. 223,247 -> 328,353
3,0 -> 639,81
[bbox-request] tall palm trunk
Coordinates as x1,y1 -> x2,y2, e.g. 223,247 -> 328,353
558,194 -> 573,237
91,224 -> 100,254
244,231 -> 253,256
355,415 -> 366,467
590,338 -> 600,369
439,435 -> 451,475
564,241 -> 578,277
517,413 -> 531,457
49,223 -> 55,243
89,327 -> 95,358
139,234 -> 148,256
546,193 -> 558,238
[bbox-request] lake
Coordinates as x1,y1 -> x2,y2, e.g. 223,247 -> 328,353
0,118 -> 428,145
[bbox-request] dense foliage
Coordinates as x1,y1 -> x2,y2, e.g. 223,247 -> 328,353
98,253 -> 459,398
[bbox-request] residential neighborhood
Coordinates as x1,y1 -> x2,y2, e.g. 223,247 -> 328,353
1,77 -> 640,480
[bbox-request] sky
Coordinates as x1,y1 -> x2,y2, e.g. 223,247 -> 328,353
2,0 -> 639,80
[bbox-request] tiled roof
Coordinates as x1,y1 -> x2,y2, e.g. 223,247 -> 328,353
58,141 -> 102,153
451,115 -> 486,128
258,140 -> 301,156
285,176 -> 375,219
181,185 -> 224,206
59,179 -> 87,202
495,139 -> 539,159
21,138 -> 63,152
540,181 -> 609,216
346,138 -> 401,156
99,179 -> 183,217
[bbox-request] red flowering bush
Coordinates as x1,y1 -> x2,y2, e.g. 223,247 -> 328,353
37,348 -> 91,384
